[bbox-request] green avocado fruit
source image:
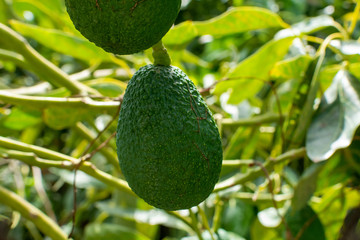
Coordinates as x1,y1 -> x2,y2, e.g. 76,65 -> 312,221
116,65 -> 223,210
64,0 -> 181,55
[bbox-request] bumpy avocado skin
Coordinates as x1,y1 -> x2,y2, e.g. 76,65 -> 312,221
116,65 -> 223,210
65,0 -> 181,55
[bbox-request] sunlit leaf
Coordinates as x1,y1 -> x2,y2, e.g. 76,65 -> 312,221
164,7 -> 288,48
9,20 -> 112,63
276,15 -> 336,38
258,207 -> 284,228
195,7 -> 288,36
84,223 -> 150,240
330,39 -> 360,61
164,21 -> 198,47
306,70 -> 360,162
213,37 -> 294,104
271,54 -> 313,81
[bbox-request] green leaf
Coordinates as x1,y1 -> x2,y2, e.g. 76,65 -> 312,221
213,37 -> 294,104
285,205 -> 326,240
276,15 -> 336,38
84,223 -> 150,240
221,199 -> 254,237
250,219 -> 280,240
86,78 -> 127,97
195,7 -> 288,36
163,21 -> 198,47
9,20 -> 112,63
43,107 -> 87,130
291,162 -> 325,212
306,70 -> 360,161
271,54 -> 313,81
164,7 -> 288,48
3,107 -> 42,130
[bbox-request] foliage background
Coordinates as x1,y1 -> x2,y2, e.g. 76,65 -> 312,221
0,0 -> 360,239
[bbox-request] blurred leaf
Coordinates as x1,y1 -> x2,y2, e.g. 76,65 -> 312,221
0,0 -> 11,24
195,7 -> 288,36
306,70 -> 360,161
164,7 -> 288,48
96,203 -> 192,233
86,78 -> 127,97
221,199 -> 254,237
291,162 -> 325,212
223,127 -> 253,160
250,218 -> 280,240
9,20 -> 112,63
43,107 -> 87,130
276,15 -> 336,38
312,186 -> 360,239
164,21 -> 198,47
84,223 -> 150,240
319,62 -> 360,90
213,37 -> 294,104
182,228 -> 246,240
13,0 -> 71,29
285,205 -> 326,240
3,107 -> 42,130
271,54 -> 313,81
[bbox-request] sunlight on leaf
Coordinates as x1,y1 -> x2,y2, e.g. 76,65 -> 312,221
213,37 -> 294,104
164,7 -> 288,48
271,54 -> 313,81
306,70 -> 360,161
276,15 -> 336,38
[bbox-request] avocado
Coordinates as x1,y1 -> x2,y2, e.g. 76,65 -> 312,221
65,0 -> 181,55
116,65 -> 223,210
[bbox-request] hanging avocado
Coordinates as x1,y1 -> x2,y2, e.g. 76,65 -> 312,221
116,64 -> 223,210
65,0 -> 181,54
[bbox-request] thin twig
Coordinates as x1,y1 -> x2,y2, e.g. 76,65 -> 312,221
32,167 -> 57,222
82,101 -> 121,156
82,132 -> 117,161
250,161 -> 294,239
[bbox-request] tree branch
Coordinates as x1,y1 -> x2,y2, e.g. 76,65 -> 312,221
0,137 -> 133,195
0,23 -> 87,95
0,90 -> 120,112
0,185 -> 68,240
214,148 -> 306,192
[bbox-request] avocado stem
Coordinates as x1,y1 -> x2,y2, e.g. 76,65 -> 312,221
152,40 -> 171,66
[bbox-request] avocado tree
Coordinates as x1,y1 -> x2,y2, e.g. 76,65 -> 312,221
0,0 -> 360,239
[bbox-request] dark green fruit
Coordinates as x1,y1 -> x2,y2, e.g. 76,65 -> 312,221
65,0 -> 181,55
116,65 -> 223,210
